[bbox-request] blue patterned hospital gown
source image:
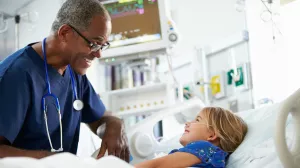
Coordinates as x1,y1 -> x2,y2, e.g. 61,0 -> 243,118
169,141 -> 228,168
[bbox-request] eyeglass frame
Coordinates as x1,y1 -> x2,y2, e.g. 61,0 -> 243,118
68,24 -> 110,52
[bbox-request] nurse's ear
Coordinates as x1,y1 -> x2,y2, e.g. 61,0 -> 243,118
57,24 -> 74,43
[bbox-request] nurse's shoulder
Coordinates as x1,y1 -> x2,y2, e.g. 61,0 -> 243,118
0,45 -> 40,76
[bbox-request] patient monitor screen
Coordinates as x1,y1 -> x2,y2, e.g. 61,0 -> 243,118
104,0 -> 162,48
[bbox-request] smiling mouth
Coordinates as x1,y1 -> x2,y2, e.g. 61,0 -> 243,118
85,58 -> 93,63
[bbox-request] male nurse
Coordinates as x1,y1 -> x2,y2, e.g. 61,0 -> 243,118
0,0 -> 130,162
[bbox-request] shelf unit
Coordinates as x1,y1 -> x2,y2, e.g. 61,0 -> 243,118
101,82 -> 176,118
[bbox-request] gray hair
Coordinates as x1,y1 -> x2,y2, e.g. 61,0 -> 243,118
51,0 -> 111,33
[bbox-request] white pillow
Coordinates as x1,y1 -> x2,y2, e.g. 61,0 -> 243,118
227,103 -> 294,167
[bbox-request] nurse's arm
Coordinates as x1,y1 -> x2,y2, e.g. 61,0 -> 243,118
87,110 -> 124,138
0,136 -> 54,159
87,110 -> 117,133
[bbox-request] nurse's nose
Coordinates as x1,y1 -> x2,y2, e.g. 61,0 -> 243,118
91,49 -> 102,58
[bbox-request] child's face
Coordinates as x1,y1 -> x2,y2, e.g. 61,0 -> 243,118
179,111 -> 214,146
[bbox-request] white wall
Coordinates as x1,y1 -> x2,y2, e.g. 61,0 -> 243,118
0,19 -> 15,60
282,0 -> 300,97
169,0 -> 246,49
246,0 -> 300,105
17,0 -> 62,47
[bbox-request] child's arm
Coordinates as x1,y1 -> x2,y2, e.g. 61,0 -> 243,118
134,152 -> 201,168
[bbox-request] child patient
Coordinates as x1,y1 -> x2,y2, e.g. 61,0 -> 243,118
135,107 -> 248,168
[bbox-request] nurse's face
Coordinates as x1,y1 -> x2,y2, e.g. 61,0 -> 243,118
179,111 -> 215,146
68,15 -> 111,75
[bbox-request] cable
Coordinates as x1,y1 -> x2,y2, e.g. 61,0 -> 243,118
0,13 -> 8,34
260,0 -> 283,41
166,52 -> 178,85
261,0 -> 272,13
0,21 -> 8,34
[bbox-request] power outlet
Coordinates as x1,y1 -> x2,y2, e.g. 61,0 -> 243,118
229,99 -> 238,112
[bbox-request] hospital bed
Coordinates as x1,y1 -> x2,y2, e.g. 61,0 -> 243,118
0,89 -> 300,168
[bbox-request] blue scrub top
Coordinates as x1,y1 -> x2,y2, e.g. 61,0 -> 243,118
0,44 -> 106,154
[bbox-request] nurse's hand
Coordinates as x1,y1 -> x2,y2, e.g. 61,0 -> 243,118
97,118 -> 130,162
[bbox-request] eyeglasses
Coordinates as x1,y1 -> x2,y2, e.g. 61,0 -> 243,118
68,24 -> 110,52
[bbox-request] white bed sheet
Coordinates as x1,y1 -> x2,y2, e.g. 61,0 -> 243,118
0,124 -> 128,168
0,154 -> 134,168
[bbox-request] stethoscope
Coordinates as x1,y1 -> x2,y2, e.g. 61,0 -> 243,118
41,38 -> 84,152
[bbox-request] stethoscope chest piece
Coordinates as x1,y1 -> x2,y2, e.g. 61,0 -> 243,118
73,99 -> 84,111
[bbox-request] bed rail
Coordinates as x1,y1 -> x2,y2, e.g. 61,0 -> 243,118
275,89 -> 300,168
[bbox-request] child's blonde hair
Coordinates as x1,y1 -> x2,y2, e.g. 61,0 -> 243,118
202,107 -> 248,153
